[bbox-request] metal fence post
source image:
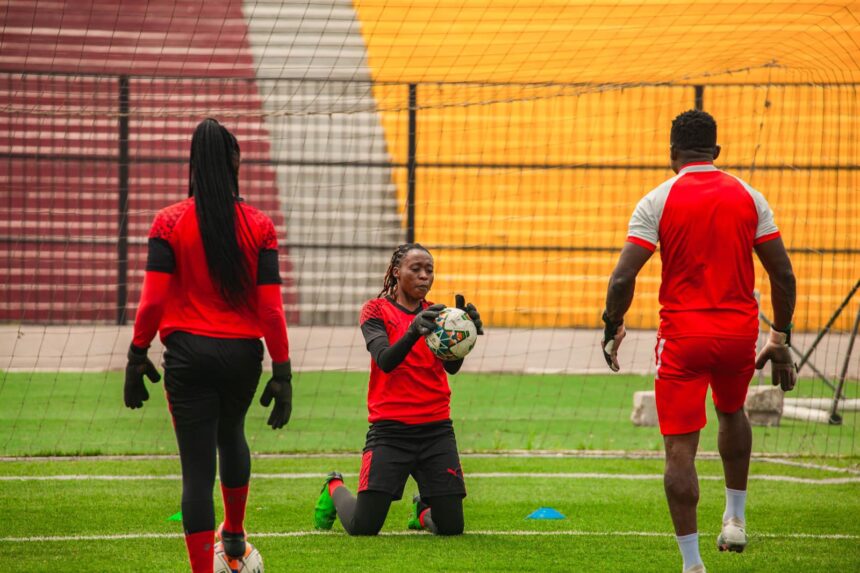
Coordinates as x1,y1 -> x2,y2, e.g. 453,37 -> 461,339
117,75 -> 130,325
694,85 -> 704,110
407,83 -> 417,243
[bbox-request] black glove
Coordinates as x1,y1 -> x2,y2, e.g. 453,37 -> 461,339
124,344 -> 161,409
408,303 -> 446,337
601,311 -> 626,373
260,361 -> 293,429
455,294 -> 484,335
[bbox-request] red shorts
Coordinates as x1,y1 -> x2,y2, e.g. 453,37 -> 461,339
654,336 -> 756,435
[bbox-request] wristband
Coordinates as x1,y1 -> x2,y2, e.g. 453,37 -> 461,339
774,323 -> 793,346
602,310 -> 623,330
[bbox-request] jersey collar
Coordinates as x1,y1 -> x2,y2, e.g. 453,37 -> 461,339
678,162 -> 718,175
385,296 -> 423,315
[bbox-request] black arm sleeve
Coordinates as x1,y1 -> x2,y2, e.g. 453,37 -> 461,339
443,359 -> 463,375
361,318 -> 421,373
257,249 -> 282,285
145,238 -> 175,273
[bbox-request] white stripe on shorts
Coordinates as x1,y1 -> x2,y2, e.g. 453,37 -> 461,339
655,338 -> 666,379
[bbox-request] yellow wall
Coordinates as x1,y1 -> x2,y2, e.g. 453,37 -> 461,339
353,1 -> 860,84
356,5 -> 860,331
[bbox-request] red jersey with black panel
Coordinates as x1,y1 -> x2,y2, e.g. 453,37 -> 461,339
135,197 -> 286,352
359,297 -> 451,425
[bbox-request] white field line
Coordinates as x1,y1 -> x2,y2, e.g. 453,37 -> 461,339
2,472 -> 859,485
2,530 -> 857,543
2,452 -> 670,462
2,451 -> 856,476
757,457 -> 860,475
0,450 -> 839,460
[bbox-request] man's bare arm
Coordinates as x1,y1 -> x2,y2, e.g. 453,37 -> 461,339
753,236 -> 797,391
753,237 -> 796,332
600,242 -> 654,371
604,242 -> 654,323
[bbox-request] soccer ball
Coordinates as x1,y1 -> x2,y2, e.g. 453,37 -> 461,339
425,307 -> 478,361
213,541 -> 264,573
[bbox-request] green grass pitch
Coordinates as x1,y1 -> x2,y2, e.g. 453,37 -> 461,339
1,370 -> 857,571
1,371 -> 856,456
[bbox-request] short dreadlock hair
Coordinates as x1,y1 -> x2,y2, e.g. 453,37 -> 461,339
671,109 -> 717,151
378,243 -> 431,298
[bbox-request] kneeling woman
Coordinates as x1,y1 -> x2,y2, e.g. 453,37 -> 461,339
314,243 -> 482,535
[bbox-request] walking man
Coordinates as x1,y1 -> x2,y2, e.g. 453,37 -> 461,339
601,110 -> 797,572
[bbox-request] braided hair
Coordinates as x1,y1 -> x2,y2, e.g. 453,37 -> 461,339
378,243 -> 431,298
188,118 -> 252,310
670,109 -> 717,151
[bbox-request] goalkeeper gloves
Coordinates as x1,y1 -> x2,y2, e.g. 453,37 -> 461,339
455,294 -> 484,335
408,304 -> 446,337
124,344 -> 161,409
260,360 -> 293,429
755,328 -> 797,391
601,311 -> 626,373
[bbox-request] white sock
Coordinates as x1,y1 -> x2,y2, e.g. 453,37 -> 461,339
723,487 -> 747,523
676,532 -> 703,570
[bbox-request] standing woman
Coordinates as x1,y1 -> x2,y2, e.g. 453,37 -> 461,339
124,118 -> 293,572
313,243 -> 483,536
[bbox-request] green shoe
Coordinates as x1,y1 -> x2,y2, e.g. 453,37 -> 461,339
314,471 -> 342,530
407,495 -> 429,530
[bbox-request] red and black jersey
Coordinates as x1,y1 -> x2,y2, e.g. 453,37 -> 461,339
359,297 -> 450,425
132,197 -> 289,362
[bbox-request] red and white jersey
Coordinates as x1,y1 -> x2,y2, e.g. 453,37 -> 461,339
626,162 -> 780,339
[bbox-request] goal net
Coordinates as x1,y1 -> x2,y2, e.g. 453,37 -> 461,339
1,0 -> 858,458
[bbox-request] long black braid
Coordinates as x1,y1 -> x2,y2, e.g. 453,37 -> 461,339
188,118 -> 252,310
378,243 -> 430,298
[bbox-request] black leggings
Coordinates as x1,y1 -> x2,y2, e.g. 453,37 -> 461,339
175,413 -> 252,533
163,332 -> 263,534
333,487 -> 464,536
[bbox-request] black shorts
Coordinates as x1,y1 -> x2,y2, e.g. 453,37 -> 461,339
357,419 -> 466,501
162,331 -> 263,428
